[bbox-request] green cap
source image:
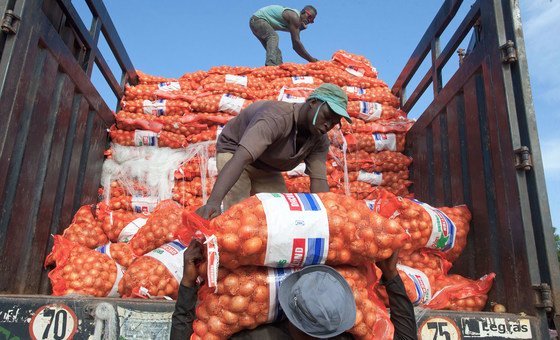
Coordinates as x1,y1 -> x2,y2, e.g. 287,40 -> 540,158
308,83 -> 352,123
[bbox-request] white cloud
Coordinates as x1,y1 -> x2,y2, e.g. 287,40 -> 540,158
520,1 -> 560,105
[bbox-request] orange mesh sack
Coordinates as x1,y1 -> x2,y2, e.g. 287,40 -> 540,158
191,265 -> 393,340
346,102 -> 406,121
128,200 -> 184,256
118,240 -> 188,299
183,192 -> 409,271
345,132 -> 406,153
47,236 -> 123,297
394,199 -> 471,261
96,242 -> 137,268
99,208 -> 146,242
332,50 -> 378,78
426,272 -> 496,311
191,93 -> 252,114
61,205 -> 108,250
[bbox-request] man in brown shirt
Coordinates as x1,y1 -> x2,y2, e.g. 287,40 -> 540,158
196,83 -> 352,219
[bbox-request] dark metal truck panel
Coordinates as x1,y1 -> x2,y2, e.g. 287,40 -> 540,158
0,0 -> 556,339
393,0 -> 560,336
0,0 -> 136,295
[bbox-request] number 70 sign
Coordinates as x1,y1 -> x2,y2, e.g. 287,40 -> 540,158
29,304 -> 78,340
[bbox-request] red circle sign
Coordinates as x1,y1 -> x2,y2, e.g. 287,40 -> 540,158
29,304 -> 78,340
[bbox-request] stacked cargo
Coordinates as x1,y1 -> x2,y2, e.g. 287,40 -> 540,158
43,51 -> 495,335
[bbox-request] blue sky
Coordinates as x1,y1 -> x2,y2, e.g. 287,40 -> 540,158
74,1 -> 559,228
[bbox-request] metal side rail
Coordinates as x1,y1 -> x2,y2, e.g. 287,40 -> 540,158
0,295 -> 543,339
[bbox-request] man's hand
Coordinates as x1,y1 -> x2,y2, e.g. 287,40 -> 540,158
376,249 -> 400,281
181,239 -> 204,287
195,203 -> 222,220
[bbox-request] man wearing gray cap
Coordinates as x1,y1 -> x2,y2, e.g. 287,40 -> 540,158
171,244 -> 418,339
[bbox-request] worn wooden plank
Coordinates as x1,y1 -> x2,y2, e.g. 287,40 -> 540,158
1,44 -> 58,293
445,94 -> 477,278
430,111 -> 445,206
462,73 -> 494,283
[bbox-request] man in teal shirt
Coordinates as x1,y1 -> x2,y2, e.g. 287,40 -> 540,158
250,5 -> 318,66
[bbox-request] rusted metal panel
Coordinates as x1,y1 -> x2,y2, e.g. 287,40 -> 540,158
0,0 -> 134,294
394,0 -> 559,334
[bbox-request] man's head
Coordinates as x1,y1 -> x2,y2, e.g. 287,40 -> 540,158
300,5 -> 317,30
278,265 -> 357,339
304,83 -> 351,136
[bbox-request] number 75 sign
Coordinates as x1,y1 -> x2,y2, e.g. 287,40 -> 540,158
419,317 -> 461,340
29,304 -> 78,340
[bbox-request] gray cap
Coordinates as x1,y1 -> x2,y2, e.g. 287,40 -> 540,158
278,265 -> 357,338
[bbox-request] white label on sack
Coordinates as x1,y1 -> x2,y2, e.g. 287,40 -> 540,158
225,74 -> 248,87
157,81 -> 181,92
267,267 -> 298,323
142,99 -> 166,116
358,102 -> 383,121
205,235 -> 220,291
131,196 -> 159,215
134,130 -> 158,147
118,218 -> 148,243
107,263 -> 125,297
291,76 -> 314,84
344,86 -> 367,95
412,200 -> 457,252
146,240 -> 187,284
287,163 -> 307,177
373,133 -> 397,152
397,264 -> 432,305
278,87 -> 306,103
345,66 -> 365,77
207,157 -> 218,178
257,193 -> 329,268
218,94 -> 245,114
357,171 -> 383,185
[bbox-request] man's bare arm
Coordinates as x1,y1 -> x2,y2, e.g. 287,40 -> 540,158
283,11 -> 317,62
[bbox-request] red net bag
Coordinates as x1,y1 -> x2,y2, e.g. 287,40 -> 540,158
123,81 -> 195,101
115,111 -> 163,132
276,86 -> 318,103
251,66 -> 291,81
201,83 -> 256,99
270,76 -> 324,88
192,265 -> 393,340
99,208 -> 146,242
136,70 -> 178,85
129,200 -> 184,256
183,192 -> 409,271
61,205 -> 107,250
426,273 -> 496,311
119,240 -> 187,299
375,250 -> 495,311
109,126 -> 188,148
342,86 -> 399,107
393,199 -> 471,260
346,102 -> 405,122
331,50 -> 378,78
46,236 -> 123,297
179,70 -> 208,84
121,99 -> 191,116
344,150 -> 412,173
96,242 -> 137,268
191,93 -> 253,114
345,132 -> 406,153
173,177 -> 214,197
341,118 -> 414,135
207,66 -> 253,76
